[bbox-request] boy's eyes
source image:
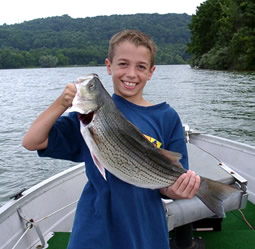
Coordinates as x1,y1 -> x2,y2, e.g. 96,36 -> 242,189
118,62 -> 147,70
119,62 -> 127,67
138,65 -> 147,70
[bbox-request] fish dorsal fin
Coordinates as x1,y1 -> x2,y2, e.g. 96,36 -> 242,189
158,148 -> 183,168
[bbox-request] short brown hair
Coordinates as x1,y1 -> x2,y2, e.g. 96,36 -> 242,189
108,30 -> 157,68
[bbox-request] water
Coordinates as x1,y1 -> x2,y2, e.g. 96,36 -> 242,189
0,65 -> 254,206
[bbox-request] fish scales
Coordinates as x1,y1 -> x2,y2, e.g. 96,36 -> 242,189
93,117 -> 140,179
105,112 -> 183,186
70,74 -> 241,217
93,113 -> 149,182
93,104 -> 183,187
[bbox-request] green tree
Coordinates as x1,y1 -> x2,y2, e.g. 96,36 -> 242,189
39,55 -> 58,68
0,49 -> 26,68
187,0 -> 255,70
56,53 -> 69,66
188,0 -> 223,57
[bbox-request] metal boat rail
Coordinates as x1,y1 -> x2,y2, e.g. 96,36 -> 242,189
0,164 -> 86,249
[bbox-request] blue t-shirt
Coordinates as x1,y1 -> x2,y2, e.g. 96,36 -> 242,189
39,94 -> 188,249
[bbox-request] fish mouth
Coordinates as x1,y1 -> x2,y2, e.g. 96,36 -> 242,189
78,112 -> 94,126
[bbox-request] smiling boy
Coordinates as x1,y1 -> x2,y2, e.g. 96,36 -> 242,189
105,33 -> 156,106
23,30 -> 200,249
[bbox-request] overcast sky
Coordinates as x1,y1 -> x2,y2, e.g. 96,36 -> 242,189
0,0 -> 206,25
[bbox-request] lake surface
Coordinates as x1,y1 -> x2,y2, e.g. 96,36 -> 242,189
0,65 -> 254,206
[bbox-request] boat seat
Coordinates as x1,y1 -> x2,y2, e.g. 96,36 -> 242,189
163,143 -> 247,231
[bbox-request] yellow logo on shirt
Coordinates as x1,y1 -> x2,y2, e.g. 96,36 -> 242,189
143,134 -> 162,148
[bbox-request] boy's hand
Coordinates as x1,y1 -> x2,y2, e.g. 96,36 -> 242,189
22,83 -> 77,151
160,170 -> 200,199
59,83 -> 77,108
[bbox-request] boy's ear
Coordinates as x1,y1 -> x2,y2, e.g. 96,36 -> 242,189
105,58 -> 112,75
148,65 -> 156,80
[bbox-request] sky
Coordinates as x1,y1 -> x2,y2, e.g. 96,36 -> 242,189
0,0 -> 206,25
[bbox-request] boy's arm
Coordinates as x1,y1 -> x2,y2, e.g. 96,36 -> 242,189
22,83 -> 76,151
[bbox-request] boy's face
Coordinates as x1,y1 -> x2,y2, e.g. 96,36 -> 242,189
105,41 -> 155,103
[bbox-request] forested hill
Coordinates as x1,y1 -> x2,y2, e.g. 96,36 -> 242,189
187,0 -> 255,71
0,13 -> 191,69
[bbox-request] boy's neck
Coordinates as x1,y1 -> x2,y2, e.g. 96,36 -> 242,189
138,98 -> 153,107
117,94 -> 153,107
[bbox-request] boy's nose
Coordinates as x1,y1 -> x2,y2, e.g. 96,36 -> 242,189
126,66 -> 136,78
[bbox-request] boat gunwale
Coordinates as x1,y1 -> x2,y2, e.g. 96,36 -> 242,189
190,132 -> 255,155
189,132 -> 255,204
0,163 -> 85,223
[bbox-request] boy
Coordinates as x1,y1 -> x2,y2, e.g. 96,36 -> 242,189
23,30 -> 200,249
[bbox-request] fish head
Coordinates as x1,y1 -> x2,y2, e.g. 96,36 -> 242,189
70,74 -> 106,115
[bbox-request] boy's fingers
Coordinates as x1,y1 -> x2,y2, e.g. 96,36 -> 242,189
160,170 -> 200,200
66,83 -> 77,95
183,170 -> 196,191
175,170 -> 193,193
171,171 -> 188,190
183,173 -> 200,199
167,170 -> 200,199
61,83 -> 77,108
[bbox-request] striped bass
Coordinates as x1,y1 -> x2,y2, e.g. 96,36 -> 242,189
69,74 -> 240,217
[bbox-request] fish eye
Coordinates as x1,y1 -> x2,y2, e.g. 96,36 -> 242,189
88,82 -> 95,91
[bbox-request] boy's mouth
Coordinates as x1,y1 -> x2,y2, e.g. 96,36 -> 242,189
122,81 -> 137,89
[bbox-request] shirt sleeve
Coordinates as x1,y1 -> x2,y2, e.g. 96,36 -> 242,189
38,112 -> 87,162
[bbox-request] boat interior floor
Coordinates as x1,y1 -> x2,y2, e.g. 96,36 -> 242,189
192,200 -> 255,249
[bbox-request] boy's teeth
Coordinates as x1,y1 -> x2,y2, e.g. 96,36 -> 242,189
124,81 -> 136,87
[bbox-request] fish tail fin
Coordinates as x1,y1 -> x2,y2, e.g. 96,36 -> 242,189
196,178 -> 240,217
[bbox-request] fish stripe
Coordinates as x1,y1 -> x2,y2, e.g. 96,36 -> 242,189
90,107 -> 182,187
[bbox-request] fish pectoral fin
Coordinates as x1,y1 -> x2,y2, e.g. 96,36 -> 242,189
92,154 -> 106,181
158,148 -> 183,168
